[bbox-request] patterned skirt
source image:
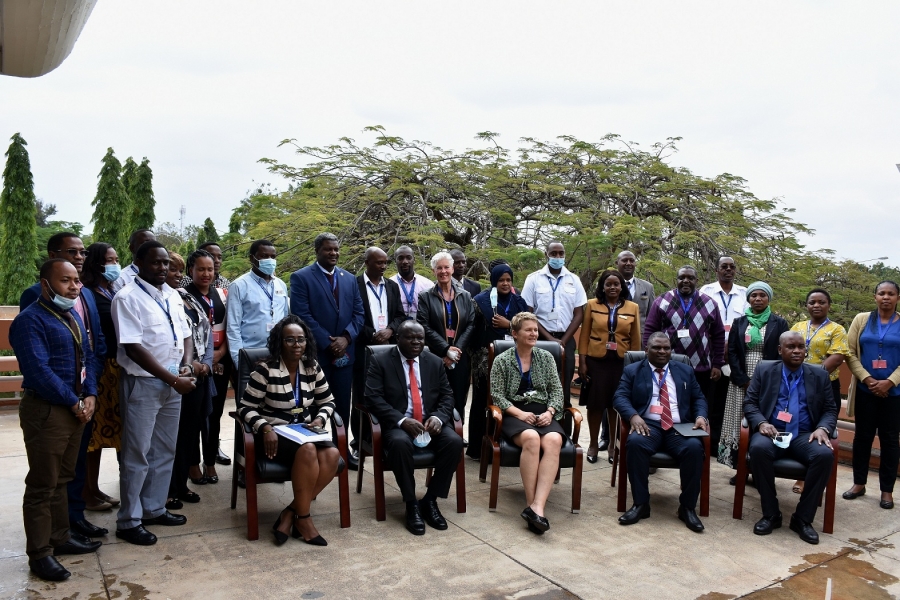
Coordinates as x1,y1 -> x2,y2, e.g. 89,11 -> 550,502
88,358 -> 123,451
717,339 -> 765,468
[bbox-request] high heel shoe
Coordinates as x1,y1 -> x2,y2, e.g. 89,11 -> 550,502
586,447 -> 599,464
292,513 -> 327,546
271,506 -> 294,546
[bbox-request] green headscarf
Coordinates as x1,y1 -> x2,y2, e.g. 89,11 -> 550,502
744,305 -> 771,346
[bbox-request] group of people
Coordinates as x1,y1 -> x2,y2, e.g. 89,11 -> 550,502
9,229 -> 899,582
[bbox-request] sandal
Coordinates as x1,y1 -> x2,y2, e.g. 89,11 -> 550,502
272,505 -> 294,546
792,480 -> 804,494
292,513 -> 327,546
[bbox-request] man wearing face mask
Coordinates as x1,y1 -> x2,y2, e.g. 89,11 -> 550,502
11,259 -> 100,581
19,232 -> 108,542
520,241 -> 587,408
743,331 -> 837,544
225,239 -> 290,367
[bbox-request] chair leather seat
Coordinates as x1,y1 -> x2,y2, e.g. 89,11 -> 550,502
747,453 -> 808,479
256,458 -> 291,481
487,435 -> 578,468
648,453 -> 679,469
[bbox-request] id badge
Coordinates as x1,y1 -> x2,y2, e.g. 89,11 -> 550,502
677,329 -> 690,339
445,329 -> 456,339
266,322 -> 275,332
745,332 -> 752,344
80,367 -> 87,384
649,404 -> 663,415
377,314 -> 387,329
776,410 -> 793,423
724,324 -> 731,333
872,359 -> 888,369
606,342 -> 617,351
547,309 -> 559,321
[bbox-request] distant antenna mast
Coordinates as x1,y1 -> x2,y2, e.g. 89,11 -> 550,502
179,205 -> 186,237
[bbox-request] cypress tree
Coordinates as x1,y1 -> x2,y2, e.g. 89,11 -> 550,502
196,218 -> 219,247
90,148 -> 130,258
0,133 -> 39,304
129,157 -> 156,232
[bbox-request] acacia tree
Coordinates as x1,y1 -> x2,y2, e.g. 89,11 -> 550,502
0,133 -> 39,304
90,148 -> 130,260
129,157 -> 156,232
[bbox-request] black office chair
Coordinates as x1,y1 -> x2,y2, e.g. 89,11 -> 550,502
610,350 -> 711,516
479,340 -> 584,513
355,344 -> 466,521
229,348 -> 351,539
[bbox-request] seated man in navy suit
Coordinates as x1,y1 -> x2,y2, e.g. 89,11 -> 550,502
613,332 -> 710,532
744,331 -> 837,545
363,321 -> 463,536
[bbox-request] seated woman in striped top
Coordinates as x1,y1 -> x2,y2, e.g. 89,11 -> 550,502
238,315 -> 343,547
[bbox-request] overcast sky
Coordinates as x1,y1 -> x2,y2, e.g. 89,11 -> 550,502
2,1 -> 898,266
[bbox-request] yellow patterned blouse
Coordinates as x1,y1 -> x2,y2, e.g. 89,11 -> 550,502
790,320 -> 850,381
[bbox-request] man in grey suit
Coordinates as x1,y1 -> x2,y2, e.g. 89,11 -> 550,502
743,331 -> 837,545
598,250 -> 657,450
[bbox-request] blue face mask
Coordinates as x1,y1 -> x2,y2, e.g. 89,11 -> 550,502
43,279 -> 77,311
257,258 -> 277,276
548,257 -> 565,270
102,263 -> 122,282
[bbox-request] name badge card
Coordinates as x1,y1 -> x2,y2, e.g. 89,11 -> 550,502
745,332 -> 752,344
445,329 -> 456,339
606,342 -> 617,351
547,309 -> 559,321
872,359 -> 888,369
776,410 -> 793,423
724,324 -> 731,333
81,367 -> 87,384
649,404 -> 663,414
677,329 -> 690,339
377,315 -> 387,329
267,322 -> 275,332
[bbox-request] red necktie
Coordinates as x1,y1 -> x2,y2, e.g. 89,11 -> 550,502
656,368 -> 673,430
408,359 -> 423,422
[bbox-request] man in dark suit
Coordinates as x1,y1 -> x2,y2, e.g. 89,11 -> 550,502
19,231 -> 108,541
350,247 -> 407,467
613,332 -> 710,532
364,321 -> 463,535
290,233 -> 365,443
744,331 -> 837,545
450,249 -> 481,297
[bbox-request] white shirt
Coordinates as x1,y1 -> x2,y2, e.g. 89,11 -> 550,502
396,351 -> 441,429
699,281 -> 748,331
363,273 -> 387,332
393,273 -> 434,320
645,363 -> 681,424
520,265 -> 588,332
111,263 -> 139,293
112,276 -> 191,377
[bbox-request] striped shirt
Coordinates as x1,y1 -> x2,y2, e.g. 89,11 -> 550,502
238,358 -> 335,433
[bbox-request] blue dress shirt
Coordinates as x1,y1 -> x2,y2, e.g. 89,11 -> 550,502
770,365 -> 809,436
226,270 -> 290,365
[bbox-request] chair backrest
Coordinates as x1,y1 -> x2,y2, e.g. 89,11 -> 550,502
623,350 -> 691,367
237,347 -> 272,403
490,340 -> 563,376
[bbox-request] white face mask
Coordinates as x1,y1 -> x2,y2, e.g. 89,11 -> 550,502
773,432 -> 793,449
43,279 -> 77,311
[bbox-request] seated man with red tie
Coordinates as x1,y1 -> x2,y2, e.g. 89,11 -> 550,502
612,331 -> 710,532
363,320 -> 463,535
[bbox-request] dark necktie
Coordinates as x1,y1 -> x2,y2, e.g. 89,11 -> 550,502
60,309 -> 84,396
325,272 -> 339,308
656,368 -> 672,430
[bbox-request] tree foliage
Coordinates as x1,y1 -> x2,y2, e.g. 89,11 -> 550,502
196,217 -> 219,246
0,133 -> 39,304
128,157 -> 156,232
90,148 -> 131,262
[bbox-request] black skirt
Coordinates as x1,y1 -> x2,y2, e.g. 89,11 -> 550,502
254,432 -> 335,468
581,354 -> 624,411
502,400 -> 566,441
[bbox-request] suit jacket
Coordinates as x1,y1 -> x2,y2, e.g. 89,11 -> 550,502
629,277 -> 656,322
356,275 -> 406,349
727,314 -> 790,387
743,360 -> 837,435
20,281 -> 107,374
290,264 -> 365,366
364,346 -> 455,430
613,359 -> 708,424
458,277 -> 481,298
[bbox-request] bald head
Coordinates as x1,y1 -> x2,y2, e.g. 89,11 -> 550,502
364,247 -> 389,282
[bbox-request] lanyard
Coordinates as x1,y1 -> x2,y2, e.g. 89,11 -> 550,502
201,294 -> 215,323
293,370 -> 301,407
677,293 -> 695,329
497,296 -> 512,317
718,291 -> 733,315
96,286 -> 114,302
779,367 -> 802,412
804,319 -> 830,350
546,275 -> 564,310
322,269 -> 337,293
437,286 -> 454,330
39,303 -> 85,357
653,365 -> 670,400
607,302 -> 619,333
254,276 -> 275,318
397,275 -> 417,313
515,348 -> 533,390
135,280 -> 177,344
876,313 -> 898,359
366,281 -> 385,314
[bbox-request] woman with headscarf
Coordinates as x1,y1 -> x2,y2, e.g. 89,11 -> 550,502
468,263 -> 529,459
717,281 -> 790,477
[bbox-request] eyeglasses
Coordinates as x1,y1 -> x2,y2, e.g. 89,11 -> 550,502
719,264 -> 736,270
283,337 -> 307,346
56,248 -> 88,258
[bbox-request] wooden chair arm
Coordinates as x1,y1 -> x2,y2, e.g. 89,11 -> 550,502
452,408 -> 464,437
565,407 -> 582,444
330,411 -> 349,460
487,405 -> 504,442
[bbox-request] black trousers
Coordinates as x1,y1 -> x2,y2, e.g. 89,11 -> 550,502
748,431 -> 834,523
852,388 -> 900,492
202,355 -> 232,465
350,353 -> 369,450
625,420 -> 704,509
445,353 -> 471,424
708,374 -> 730,449
170,384 -> 207,498
550,332 -> 576,408
466,374 -> 488,459
382,426 -> 462,503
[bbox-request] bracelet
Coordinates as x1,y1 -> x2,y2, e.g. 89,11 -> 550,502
171,375 -> 179,387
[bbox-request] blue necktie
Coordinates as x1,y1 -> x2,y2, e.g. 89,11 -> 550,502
785,372 -> 800,439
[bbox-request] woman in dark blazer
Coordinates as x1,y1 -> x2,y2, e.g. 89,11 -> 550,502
717,281 -> 789,473
417,251 -> 476,425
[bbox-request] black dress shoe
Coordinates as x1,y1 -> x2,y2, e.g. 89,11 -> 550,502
789,514 -> 819,544
520,507 -> 550,532
526,521 -> 545,535
419,498 -> 448,530
189,474 -> 208,485
215,448 -> 231,466
347,449 -> 359,472
618,504 -> 650,525
142,511 -> 187,526
116,525 -> 157,546
881,499 -> 894,509
597,439 -> 609,451
181,490 -> 201,503
54,535 -> 102,556
166,498 -> 183,510
71,519 -> 108,538
677,506 -> 704,533
237,471 -> 246,488
29,556 -> 71,581
753,513 -> 783,535
405,503 -> 426,535
842,487 -> 866,500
